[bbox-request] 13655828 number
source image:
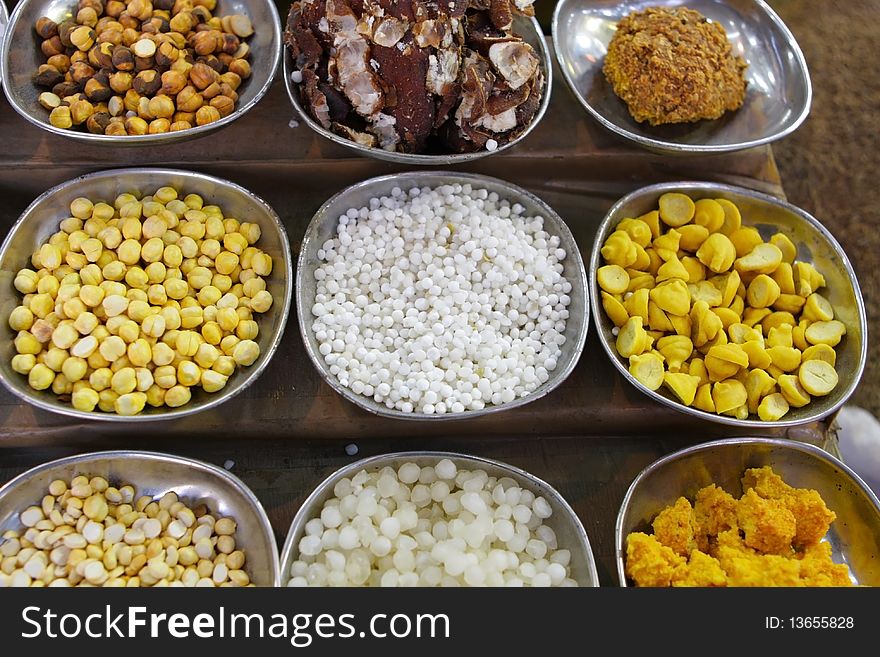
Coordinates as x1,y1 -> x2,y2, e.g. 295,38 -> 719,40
790,617 -> 854,629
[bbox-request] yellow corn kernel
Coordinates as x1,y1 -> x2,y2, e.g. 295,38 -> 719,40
194,343 -> 220,369
110,368 -> 137,395
232,340 -> 260,366
151,342 -> 175,367
712,379 -> 748,416
99,335 -> 127,362
9,306 -> 35,332
177,361 -> 201,387
164,278 -> 188,300
114,392 -> 147,416
692,199 -> 725,233
164,386 -> 192,408
766,346 -> 802,372
14,331 -> 42,355
798,360 -> 838,396
658,193 -> 695,227
175,331 -> 201,358
97,389 -> 119,413
597,265 -> 630,295
11,354 -> 37,375
28,364 -> 56,391
127,339 -> 152,368
235,320 -> 258,341
746,275 -> 781,309
767,325 -> 794,349
154,365 -> 177,390
802,344 -> 836,367
212,356 -> 235,377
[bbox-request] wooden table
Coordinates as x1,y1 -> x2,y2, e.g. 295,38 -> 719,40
0,41 -> 836,586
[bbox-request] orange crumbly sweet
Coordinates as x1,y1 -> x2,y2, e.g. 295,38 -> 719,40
625,466 -> 854,587
603,6 -> 748,125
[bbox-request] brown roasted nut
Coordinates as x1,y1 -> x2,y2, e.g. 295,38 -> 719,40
195,105 -> 221,126
125,115 -> 149,135
210,95 -> 235,118
69,50 -> 89,66
70,61 -> 96,85
86,111 -> 112,134
132,38 -> 158,59
53,80 -> 82,98
35,17 -> 59,39
69,99 -> 95,125
57,21 -> 77,47
191,6 -> 212,24
108,95 -> 125,116
97,28 -> 124,46
41,36 -> 65,59
135,55 -> 156,73
227,15 -> 254,38
38,92 -> 62,110
47,54 -> 71,74
106,119 -> 127,136
137,96 -> 154,120
109,71 -> 134,94
160,69 -> 187,95
84,76 -> 114,103
89,42 -> 115,70
49,106 -> 73,129
148,95 -> 176,119
132,70 -> 162,96
112,45 -> 135,71
106,1 -> 126,18
220,34 -> 240,55
71,26 -> 96,52
149,118 -> 172,133
142,16 -> 170,35
176,86 -> 204,112
218,83 -> 238,102
121,27 -> 141,46
34,64 -> 64,89
128,0 -> 154,22
124,89 -> 142,112
77,7 -> 99,28
156,42 -> 180,67
228,59 -> 251,80
173,111 -> 195,124
233,42 -> 250,60
202,81 -> 221,100
189,62 -> 218,90
169,120 -> 193,132
191,30 -> 220,56
169,11 -> 195,34
218,71 -> 241,91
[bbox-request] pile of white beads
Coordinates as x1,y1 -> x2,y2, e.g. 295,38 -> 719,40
311,183 -> 572,414
288,459 -> 578,587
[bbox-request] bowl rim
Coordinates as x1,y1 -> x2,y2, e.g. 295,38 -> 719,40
0,166 -> 294,422
279,450 -> 599,586
0,448 -> 282,586
614,436 -> 880,586
0,0 -> 282,146
282,13 -> 552,164
550,0 -> 813,154
588,180 -> 868,429
296,169 -> 590,421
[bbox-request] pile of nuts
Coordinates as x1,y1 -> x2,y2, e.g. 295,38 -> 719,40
33,0 -> 255,135
597,192 -> 845,422
0,475 -> 253,587
7,186 -> 274,416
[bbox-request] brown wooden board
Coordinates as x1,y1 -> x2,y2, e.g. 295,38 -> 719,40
0,36 -> 836,585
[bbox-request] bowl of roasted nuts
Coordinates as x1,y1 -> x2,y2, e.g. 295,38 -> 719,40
0,0 -> 281,144
0,450 -> 280,587
283,0 -> 551,163
0,167 -> 292,420
590,182 -> 867,428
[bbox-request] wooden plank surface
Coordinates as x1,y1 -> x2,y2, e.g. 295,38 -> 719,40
0,33 -> 832,586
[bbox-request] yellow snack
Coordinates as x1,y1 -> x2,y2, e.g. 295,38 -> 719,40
773,293 -> 806,315
669,314 -> 691,337
658,192 -> 695,227
771,262 -> 796,295
601,230 -> 638,268
616,218 -> 653,247
677,225 -> 710,252
597,265 -> 631,294
663,372 -> 701,406
688,281 -> 723,307
804,320 -> 846,347
629,353 -> 665,390
696,233 -> 736,274
688,359 -> 709,387
681,256 -> 706,283
758,393 -> 790,421
767,346 -> 802,372
745,369 -> 776,413
693,199 -> 725,233
652,229 -> 681,258
601,292 -> 629,328
746,275 -> 781,309
656,255 -> 690,282
735,243 -> 783,275
778,375 -> 811,408
802,293 -> 834,322
617,316 -> 650,358
712,379 -> 747,415
802,344 -> 836,367
647,301 -> 675,332
637,210 -> 662,239
693,383 -> 715,412
649,279 -> 690,316
656,335 -> 693,372
729,227 -> 764,258
798,360 -> 839,396
770,234 -> 797,264
715,199 -> 742,235
690,301 -> 723,348
705,345 -> 748,382
795,262 -> 826,297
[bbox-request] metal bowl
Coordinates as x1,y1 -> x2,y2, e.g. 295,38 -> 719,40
0,0 -> 281,146
280,451 -> 599,586
552,0 -> 811,154
0,2 -> 9,83
590,181 -> 866,429
0,450 -> 281,586
615,437 -> 880,586
283,13 -> 551,164
0,168 -> 293,422
298,171 -> 589,420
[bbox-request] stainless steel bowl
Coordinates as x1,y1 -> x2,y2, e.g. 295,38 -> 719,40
0,450 -> 281,586
552,0 -> 811,154
280,451 -> 599,587
0,168 -> 293,422
0,3 -> 9,83
589,181 -> 866,429
283,14 -> 551,164
0,0 -> 281,145
616,437 -> 880,586
298,171 -> 589,420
